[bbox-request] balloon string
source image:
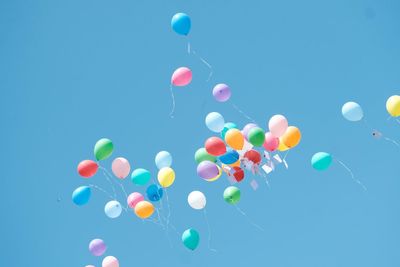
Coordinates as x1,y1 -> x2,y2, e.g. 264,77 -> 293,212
234,205 -> 265,232
283,150 -> 291,161
164,189 -> 172,233
100,166 -> 129,212
259,171 -> 271,188
384,137 -> 400,149
203,209 -> 217,253
396,119 -> 400,125
98,166 -> 117,200
187,41 -> 191,54
169,84 -> 176,118
89,184 -> 114,200
191,50 -> 213,82
231,103 -> 257,123
335,159 -> 367,191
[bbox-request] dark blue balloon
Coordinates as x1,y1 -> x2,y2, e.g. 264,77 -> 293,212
146,184 -> 164,202
171,13 -> 191,36
218,149 -> 239,165
72,186 -> 91,206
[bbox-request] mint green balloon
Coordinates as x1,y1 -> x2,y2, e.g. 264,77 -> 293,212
194,148 -> 217,164
94,138 -> 114,161
311,152 -> 332,171
131,168 -> 151,185
223,186 -> 240,204
182,228 -> 200,251
248,127 -> 265,147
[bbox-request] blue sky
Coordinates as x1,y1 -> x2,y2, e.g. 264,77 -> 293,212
1,0 -> 400,266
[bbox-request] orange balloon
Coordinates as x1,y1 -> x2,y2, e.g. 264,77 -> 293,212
134,201 -> 154,219
225,129 -> 244,150
281,126 -> 301,148
228,160 -> 241,168
277,138 -> 290,151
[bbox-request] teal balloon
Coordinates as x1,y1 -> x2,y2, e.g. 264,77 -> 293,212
171,13 -> 191,36
131,168 -> 151,185
182,228 -> 200,251
220,122 -> 238,140
72,186 -> 91,206
311,152 -> 332,171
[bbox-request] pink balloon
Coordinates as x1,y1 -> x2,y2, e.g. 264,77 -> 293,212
263,132 -> 280,151
112,157 -> 131,179
171,67 -> 192,86
268,114 -> 288,138
102,256 -> 119,267
127,192 -> 144,209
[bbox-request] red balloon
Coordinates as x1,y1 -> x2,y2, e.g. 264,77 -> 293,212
232,167 -> 244,182
244,150 -> 261,164
77,160 -> 98,178
205,137 -> 226,156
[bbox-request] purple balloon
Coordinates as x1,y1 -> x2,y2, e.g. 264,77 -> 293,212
242,123 -> 258,140
213,84 -> 231,102
89,239 -> 107,257
197,161 -> 219,180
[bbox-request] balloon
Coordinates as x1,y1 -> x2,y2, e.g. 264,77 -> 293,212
194,148 -> 217,164
208,165 -> 222,182
111,157 -> 130,179
221,122 -> 238,140
281,126 -> 301,148
278,138 -> 290,151
187,191 -> 206,210
104,200 -> 122,219
223,186 -> 240,204
242,123 -> 258,140
131,168 -> 151,186
72,186 -> 91,206
225,128 -> 244,150
157,167 -> 175,188
244,149 -> 261,164
342,101 -> 364,121
102,256 -> 119,267
263,132 -> 279,152
386,95 -> 400,117
182,229 -> 200,251
171,13 -> 191,36
171,67 -> 192,86
218,149 -> 240,165
205,112 -> 225,133
197,160 -> 220,180
248,127 -> 265,147
89,239 -> 107,257
127,192 -> 144,209
205,137 -> 226,156
155,151 -> 172,169
146,184 -> 163,202
94,138 -> 113,161
311,152 -> 332,171
134,201 -> 154,219
77,160 -> 98,178
228,160 -> 241,167
268,115 -> 288,137
212,84 -> 231,102
85,265 -> 95,267
231,167 -> 244,182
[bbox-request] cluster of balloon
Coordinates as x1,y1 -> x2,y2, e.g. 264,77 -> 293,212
85,238 -> 120,267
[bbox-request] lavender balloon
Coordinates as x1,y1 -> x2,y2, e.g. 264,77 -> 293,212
89,239 -> 107,257
197,161 -> 219,180
242,123 -> 258,140
213,84 -> 231,102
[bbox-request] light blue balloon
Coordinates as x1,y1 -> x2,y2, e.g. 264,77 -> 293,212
205,112 -> 225,133
220,122 -> 238,140
171,13 -> 191,36
342,101 -> 363,121
155,151 -> 172,169
311,152 -> 332,171
219,149 -> 239,165
146,184 -> 163,202
72,186 -> 91,206
182,228 -> 200,250
131,168 -> 151,186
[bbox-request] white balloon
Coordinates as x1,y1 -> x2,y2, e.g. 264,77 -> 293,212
155,151 -> 172,169
104,200 -> 122,219
205,112 -> 225,133
342,101 -> 364,122
187,191 -> 206,210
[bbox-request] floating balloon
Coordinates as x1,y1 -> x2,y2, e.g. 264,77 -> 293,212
231,167 -> 244,182
127,192 -> 144,209
386,95 -> 400,117
171,67 -> 192,86
268,115 -> 288,137
157,167 -> 175,188
89,239 -> 107,257
212,84 -> 231,102
197,160 -> 220,181
205,137 -> 226,156
155,151 -> 172,169
225,128 -> 244,150
102,256 -> 119,267
171,13 -> 191,36
223,186 -> 241,204
131,168 -> 151,186
207,166 -> 222,182
111,157 -> 130,179
228,160 -> 241,168
221,122 -> 238,140
342,102 -> 364,121
281,126 -> 301,148
104,200 -> 122,219
134,201 -> 154,219
94,138 -> 114,161
77,160 -> 98,178
194,148 -> 217,164
218,149 -> 239,165
278,138 -> 290,151
311,152 -> 332,171
244,149 -> 262,164
72,186 -> 91,206
248,127 -> 265,147
205,112 -> 225,133
182,229 -> 200,251
187,191 -> 206,210
242,123 -> 258,140
263,132 -> 279,152
146,184 -> 163,202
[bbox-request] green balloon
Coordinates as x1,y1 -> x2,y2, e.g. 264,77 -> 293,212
223,186 -> 241,204
248,127 -> 265,147
194,148 -> 217,164
182,228 -> 200,251
94,138 -> 114,161
220,122 -> 237,140
131,168 -> 151,185
311,152 -> 332,171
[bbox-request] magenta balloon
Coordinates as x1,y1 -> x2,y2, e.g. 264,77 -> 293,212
127,192 -> 144,209
212,84 -> 231,102
263,132 -> 280,151
197,161 -> 219,180
242,123 -> 258,141
89,239 -> 107,257
171,67 -> 192,86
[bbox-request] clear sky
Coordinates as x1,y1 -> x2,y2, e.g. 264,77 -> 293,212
1,0 -> 400,266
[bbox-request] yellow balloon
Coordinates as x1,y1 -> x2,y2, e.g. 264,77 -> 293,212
134,201 -> 154,219
386,95 -> 400,117
157,167 -> 175,188
225,129 -> 244,150
278,139 -> 290,151
207,166 -> 222,182
281,126 -> 301,148
228,160 -> 241,167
